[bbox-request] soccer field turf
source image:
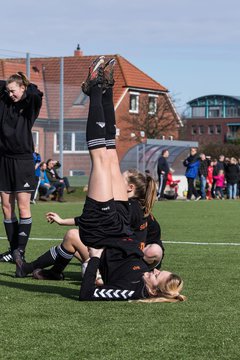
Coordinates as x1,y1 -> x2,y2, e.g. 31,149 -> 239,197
0,200 -> 239,360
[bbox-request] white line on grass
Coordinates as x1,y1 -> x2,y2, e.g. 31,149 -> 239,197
0,237 -> 239,246
163,241 -> 240,246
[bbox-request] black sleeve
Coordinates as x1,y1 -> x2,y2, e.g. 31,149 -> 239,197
74,216 -> 81,227
183,157 -> 189,167
0,80 -> 6,98
145,214 -> 163,248
79,257 -> 137,301
79,257 -> 100,300
24,83 -> 43,125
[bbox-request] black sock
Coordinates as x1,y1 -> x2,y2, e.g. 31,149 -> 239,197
50,244 -> 74,274
4,217 -> 18,253
24,246 -> 58,274
17,217 -> 32,253
102,87 -> 116,149
86,85 -> 106,150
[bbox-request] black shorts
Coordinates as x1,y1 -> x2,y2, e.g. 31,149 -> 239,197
0,156 -> 35,192
76,196 -> 143,256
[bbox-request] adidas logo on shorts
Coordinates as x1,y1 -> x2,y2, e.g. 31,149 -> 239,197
23,183 -> 30,188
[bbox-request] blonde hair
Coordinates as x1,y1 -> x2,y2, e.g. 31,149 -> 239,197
126,169 -> 156,216
6,72 -> 30,88
130,273 -> 186,303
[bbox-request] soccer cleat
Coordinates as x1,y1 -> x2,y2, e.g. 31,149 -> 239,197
0,250 -> 13,263
82,56 -> 105,95
13,249 -> 27,278
32,268 -> 64,281
103,58 -> 116,90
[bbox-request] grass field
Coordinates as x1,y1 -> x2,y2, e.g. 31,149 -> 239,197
0,198 -> 239,360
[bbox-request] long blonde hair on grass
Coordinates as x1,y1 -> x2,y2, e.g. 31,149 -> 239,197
127,169 -> 156,216
130,273 -> 187,303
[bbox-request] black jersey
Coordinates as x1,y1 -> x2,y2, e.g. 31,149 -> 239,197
0,81 -> 43,159
79,252 -> 150,301
129,198 -> 163,249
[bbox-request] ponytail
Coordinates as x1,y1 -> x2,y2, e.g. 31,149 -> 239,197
144,174 -> 157,216
6,72 -> 30,88
126,169 -> 157,216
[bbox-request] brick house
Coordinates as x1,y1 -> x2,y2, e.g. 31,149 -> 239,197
0,49 -> 182,176
184,94 -> 240,146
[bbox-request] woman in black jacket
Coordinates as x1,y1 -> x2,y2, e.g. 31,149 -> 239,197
0,72 -> 43,262
225,157 -> 239,199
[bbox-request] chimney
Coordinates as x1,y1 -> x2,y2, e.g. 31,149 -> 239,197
74,44 -> 83,57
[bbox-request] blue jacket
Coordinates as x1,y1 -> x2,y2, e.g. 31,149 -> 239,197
183,155 -> 200,179
40,170 -> 50,186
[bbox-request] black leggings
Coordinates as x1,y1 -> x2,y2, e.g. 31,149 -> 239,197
187,178 -> 198,199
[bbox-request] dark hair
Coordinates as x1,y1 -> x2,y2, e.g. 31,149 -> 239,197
162,149 -> 168,156
46,159 -> 53,166
6,72 -> 30,88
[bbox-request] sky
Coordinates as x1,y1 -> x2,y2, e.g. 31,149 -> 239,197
1,0 -> 240,114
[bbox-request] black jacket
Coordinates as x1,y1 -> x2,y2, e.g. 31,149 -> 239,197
0,81 -> 43,159
157,156 -> 169,177
225,163 -> 240,184
199,159 -> 209,177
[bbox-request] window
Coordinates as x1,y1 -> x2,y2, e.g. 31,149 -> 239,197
209,106 -> 222,118
192,107 -> 205,117
199,125 -> 204,135
129,93 -> 139,113
54,131 -> 88,153
226,106 -> 239,118
191,125 -> 197,135
208,125 -> 214,135
215,125 -> 221,134
32,131 -> 39,148
148,95 -> 158,114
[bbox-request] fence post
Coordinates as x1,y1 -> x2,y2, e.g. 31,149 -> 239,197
59,57 -> 64,177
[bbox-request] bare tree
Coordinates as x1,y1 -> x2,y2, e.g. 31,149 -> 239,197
120,93 -> 181,141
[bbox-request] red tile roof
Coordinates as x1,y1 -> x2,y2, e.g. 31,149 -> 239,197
0,54 -> 168,120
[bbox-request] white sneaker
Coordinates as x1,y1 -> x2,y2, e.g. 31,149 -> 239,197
195,196 -> 201,201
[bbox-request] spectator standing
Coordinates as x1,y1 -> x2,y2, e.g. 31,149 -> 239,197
206,160 -> 214,200
213,169 -> 225,200
183,147 -> 200,201
198,153 -> 209,200
216,154 -> 225,173
225,157 -> 239,199
157,149 -> 170,200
